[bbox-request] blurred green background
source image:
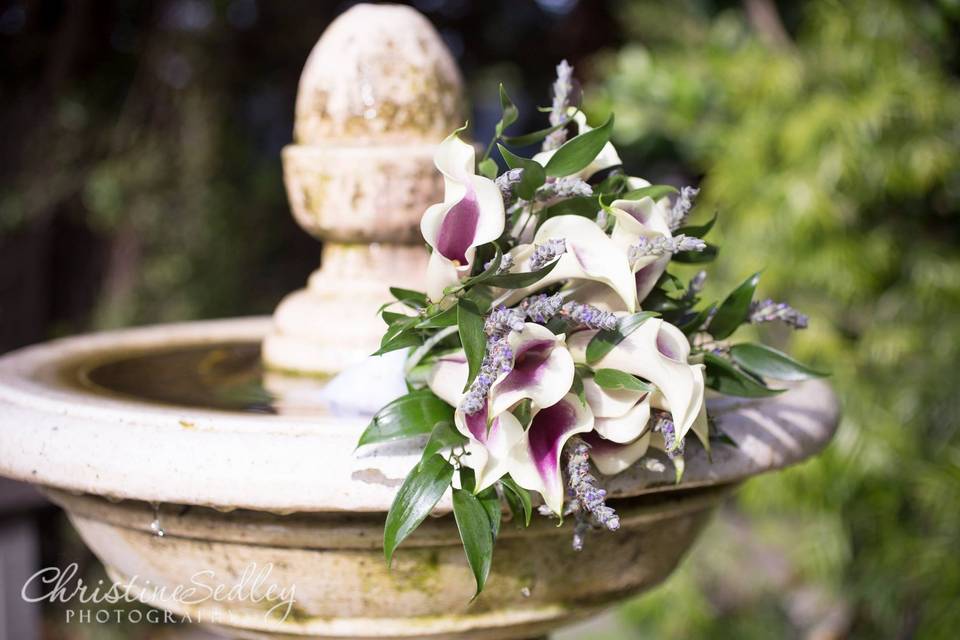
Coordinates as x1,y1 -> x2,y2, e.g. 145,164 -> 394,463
1,0 -> 958,638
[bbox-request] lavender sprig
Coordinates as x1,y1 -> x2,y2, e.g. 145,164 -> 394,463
460,337 -> 515,415
566,440 -> 620,551
495,168 -> 524,203
749,299 -> 809,329
536,176 -> 592,203
544,60 -> 575,151
484,252 -> 514,274
561,301 -> 618,331
521,293 -> 564,324
628,234 -> 706,261
667,186 -> 700,230
528,238 -> 567,271
653,411 -> 684,459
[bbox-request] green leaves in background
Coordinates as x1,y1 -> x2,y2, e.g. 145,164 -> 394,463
383,454 -> 454,566
357,390 -> 454,448
593,368 -> 653,392
703,353 -> 784,397
458,299 -> 487,390
544,114 -> 614,177
585,311 -> 658,364
708,271 -> 760,339
452,488 -> 495,597
730,343 -> 828,381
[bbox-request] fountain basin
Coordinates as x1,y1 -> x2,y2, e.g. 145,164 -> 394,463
0,318 -> 839,638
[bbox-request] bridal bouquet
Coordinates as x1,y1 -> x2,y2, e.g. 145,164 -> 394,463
357,61 -> 824,595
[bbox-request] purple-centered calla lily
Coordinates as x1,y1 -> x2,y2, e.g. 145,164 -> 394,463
570,318 -> 705,449
425,323 -> 575,417
453,393 -> 593,514
421,131 -> 506,301
503,215 -> 638,312
608,195 -> 674,304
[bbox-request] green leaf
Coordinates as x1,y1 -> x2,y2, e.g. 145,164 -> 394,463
452,488 -> 494,597
499,476 -> 532,527
419,421 -> 468,469
458,299 -> 487,390
729,343 -> 829,381
497,144 -> 546,200
373,327 -> 422,355
482,259 -> 560,288
416,304 -> 459,329
496,83 -> 519,134
357,390 -> 455,448
679,302 -> 716,335
477,157 -> 498,180
477,487 -> 502,540
703,353 -> 785,397
384,454 -> 454,565
500,121 -> 566,147
544,114 -> 614,177
619,184 -> 678,201
675,212 -> 717,238
585,311 -> 659,364
673,243 -> 718,263
512,399 -> 534,428
389,287 -> 428,310
708,272 -> 761,339
593,368 -> 653,392
571,370 -> 587,407
381,311 -> 408,325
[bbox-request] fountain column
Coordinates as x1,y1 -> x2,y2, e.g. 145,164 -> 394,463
262,3 -> 464,375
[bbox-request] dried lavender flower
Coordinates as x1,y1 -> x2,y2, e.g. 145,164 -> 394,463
544,59 -> 575,151
495,168 -> 524,203
566,440 -> 620,551
521,293 -> 564,324
528,238 -> 567,271
653,411 -> 684,459
484,252 -> 514,274
628,234 -> 706,261
561,301 -> 618,331
484,306 -> 525,340
749,299 -> 809,329
667,186 -> 700,230
460,337 -> 515,415
536,176 -> 593,203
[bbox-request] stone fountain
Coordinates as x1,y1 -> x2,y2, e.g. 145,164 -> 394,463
0,4 -> 839,640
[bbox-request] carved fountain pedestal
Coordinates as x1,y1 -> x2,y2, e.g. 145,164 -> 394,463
0,4 -> 840,640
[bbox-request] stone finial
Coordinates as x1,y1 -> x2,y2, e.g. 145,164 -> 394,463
263,4 -> 465,375
294,3 -> 463,145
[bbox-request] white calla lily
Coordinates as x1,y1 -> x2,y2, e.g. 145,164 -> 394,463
582,430 -> 652,476
421,132 -> 506,301
454,408 -> 527,494
504,215 -> 638,312
488,323 -> 575,417
582,377 -> 646,419
425,352 -> 468,406
507,393 -> 594,514
593,392 -> 652,444
608,196 -> 674,303
569,318 -> 705,447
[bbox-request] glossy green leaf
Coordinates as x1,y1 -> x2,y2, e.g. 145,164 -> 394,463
389,287 -> 428,310
730,343 -> 829,381
703,353 -> 785,397
500,121 -> 566,147
585,311 -> 659,364
708,272 -> 761,339
496,83 -> 518,134
372,327 -> 422,355
497,144 -> 546,200
482,258 -> 560,288
419,421 -> 468,469
593,368 -> 654,392
544,114 -> 614,177
357,390 -> 454,448
384,454 -> 454,565
381,311 -> 408,325
416,304 -> 459,329
673,243 -> 718,263
499,476 -> 532,527
619,184 -> 678,201
679,302 -> 716,335
458,299 -> 487,390
452,488 -> 494,597
477,486 -> 502,540
675,212 -> 717,238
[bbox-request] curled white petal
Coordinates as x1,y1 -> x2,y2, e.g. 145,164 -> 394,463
489,323 -> 575,417
426,351 -> 469,407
